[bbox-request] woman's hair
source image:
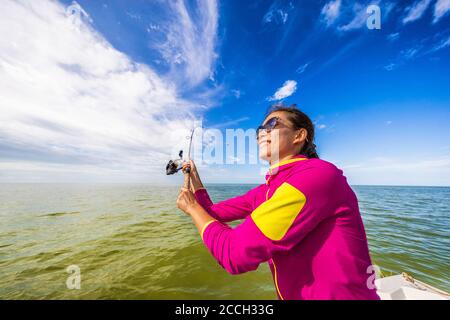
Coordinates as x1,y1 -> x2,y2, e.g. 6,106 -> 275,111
266,103 -> 319,159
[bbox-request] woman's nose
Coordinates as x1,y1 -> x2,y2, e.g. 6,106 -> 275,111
258,130 -> 271,143
258,130 -> 267,141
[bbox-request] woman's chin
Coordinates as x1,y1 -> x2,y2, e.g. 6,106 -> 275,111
258,148 -> 270,162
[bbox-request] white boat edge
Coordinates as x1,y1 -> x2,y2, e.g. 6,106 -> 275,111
375,272 -> 450,300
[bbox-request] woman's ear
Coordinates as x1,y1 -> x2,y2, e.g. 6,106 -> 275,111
293,128 -> 307,144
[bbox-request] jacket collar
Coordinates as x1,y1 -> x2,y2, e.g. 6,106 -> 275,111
266,154 -> 308,177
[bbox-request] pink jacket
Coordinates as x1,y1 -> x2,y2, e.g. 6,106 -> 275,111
195,154 -> 380,300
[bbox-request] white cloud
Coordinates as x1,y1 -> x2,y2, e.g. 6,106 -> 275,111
231,89 -> 242,99
296,62 -> 310,74
321,0 -> 342,26
384,63 -> 397,71
126,11 -> 141,21
268,80 -> 298,101
387,32 -> 400,41
384,31 -> 450,72
262,1 -> 294,25
431,35 -> 450,51
152,0 -> 219,87
334,1 -> 388,32
0,0 -> 218,182
403,0 -> 432,24
147,23 -> 160,32
211,117 -> 250,129
338,3 -> 370,31
401,47 -> 420,59
384,45 -> 423,71
433,0 -> 450,22
264,9 -> 289,24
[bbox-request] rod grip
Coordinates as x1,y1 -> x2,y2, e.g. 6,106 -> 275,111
182,170 -> 191,190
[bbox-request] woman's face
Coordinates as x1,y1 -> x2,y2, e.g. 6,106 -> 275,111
257,111 -> 305,163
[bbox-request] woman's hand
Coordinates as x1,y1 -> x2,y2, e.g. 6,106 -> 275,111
177,187 -> 199,215
177,164 -> 216,238
181,160 -> 197,175
182,160 -> 204,191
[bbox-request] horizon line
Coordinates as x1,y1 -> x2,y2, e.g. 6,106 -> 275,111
0,182 -> 449,188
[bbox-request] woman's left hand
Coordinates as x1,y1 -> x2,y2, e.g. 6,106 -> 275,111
177,187 -> 198,215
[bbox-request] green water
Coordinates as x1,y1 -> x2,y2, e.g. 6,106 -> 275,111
0,184 -> 448,299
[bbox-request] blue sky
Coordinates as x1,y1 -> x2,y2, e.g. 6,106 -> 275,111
0,0 -> 449,185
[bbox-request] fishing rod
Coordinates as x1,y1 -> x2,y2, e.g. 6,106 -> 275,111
184,128 -> 195,189
165,127 -> 196,190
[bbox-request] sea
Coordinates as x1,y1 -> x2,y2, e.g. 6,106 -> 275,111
0,184 -> 448,299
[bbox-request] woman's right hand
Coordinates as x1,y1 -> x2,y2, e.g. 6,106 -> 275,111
182,160 -> 204,191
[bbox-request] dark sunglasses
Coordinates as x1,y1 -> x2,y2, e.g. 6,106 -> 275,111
256,116 -> 291,139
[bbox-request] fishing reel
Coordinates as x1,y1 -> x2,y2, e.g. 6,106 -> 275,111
166,128 -> 196,176
165,150 -> 190,175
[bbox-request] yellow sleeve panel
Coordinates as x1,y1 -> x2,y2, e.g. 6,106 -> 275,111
251,182 -> 306,241
201,219 -> 217,241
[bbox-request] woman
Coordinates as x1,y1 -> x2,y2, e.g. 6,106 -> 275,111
176,104 -> 380,300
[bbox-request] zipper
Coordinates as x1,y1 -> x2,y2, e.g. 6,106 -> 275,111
266,175 -> 284,299
271,258 -> 285,300
265,175 -> 271,200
